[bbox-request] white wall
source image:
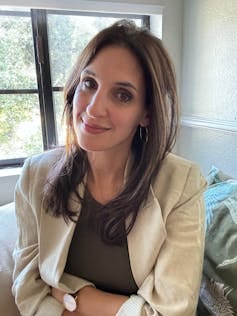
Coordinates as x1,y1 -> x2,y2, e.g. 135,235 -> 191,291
159,0 -> 184,92
176,0 -> 237,178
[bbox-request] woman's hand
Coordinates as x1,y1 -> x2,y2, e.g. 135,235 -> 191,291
51,286 -> 128,316
51,287 -> 65,304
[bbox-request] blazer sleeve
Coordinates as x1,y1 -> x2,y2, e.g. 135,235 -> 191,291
12,157 -> 65,316
116,163 -> 206,316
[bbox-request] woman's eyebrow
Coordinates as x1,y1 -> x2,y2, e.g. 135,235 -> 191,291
82,69 -> 137,92
82,69 -> 96,76
115,81 -> 137,92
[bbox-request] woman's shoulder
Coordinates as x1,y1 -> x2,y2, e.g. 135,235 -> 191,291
24,147 -> 65,171
16,147 -> 65,200
18,147 -> 65,187
161,152 -> 198,169
151,153 -> 206,210
30,146 -> 64,163
158,152 -> 203,180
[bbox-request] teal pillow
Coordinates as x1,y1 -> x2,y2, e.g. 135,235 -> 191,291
199,167 -> 237,315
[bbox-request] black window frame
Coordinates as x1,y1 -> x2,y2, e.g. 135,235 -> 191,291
0,9 -> 149,168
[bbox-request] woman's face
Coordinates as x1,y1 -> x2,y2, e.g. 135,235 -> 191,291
72,45 -> 149,154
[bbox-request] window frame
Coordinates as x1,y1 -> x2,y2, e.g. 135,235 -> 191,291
0,8 -> 149,168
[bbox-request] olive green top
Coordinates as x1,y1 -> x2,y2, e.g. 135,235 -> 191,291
64,189 -> 138,296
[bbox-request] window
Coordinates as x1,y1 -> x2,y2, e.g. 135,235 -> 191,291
0,8 -> 148,167
0,9 -> 41,166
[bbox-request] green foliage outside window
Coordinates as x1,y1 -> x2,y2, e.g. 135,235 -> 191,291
0,15 -> 41,159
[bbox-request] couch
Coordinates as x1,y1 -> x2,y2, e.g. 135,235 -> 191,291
0,202 -> 20,316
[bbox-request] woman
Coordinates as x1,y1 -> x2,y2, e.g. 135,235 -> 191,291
12,20 -> 206,316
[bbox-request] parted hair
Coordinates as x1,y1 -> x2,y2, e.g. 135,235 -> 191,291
43,19 -> 179,245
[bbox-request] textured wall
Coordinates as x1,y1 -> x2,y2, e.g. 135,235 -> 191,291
177,0 -> 237,177
177,126 -> 237,177
181,0 -> 237,120
160,0 -> 184,92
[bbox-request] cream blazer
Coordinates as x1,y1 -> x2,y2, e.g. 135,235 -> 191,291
12,149 -> 206,316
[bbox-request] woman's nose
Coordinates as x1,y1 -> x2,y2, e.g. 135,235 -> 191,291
86,90 -> 107,118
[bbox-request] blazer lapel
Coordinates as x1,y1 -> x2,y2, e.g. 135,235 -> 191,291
127,188 -> 167,287
39,183 -> 85,287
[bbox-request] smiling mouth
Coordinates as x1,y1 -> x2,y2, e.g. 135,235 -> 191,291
81,119 -> 110,134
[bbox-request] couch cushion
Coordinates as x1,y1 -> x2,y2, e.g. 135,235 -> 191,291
199,166 -> 237,315
0,202 -> 20,316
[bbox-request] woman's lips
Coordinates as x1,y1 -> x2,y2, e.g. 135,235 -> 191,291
81,120 -> 110,134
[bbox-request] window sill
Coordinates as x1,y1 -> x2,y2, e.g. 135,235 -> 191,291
0,167 -> 22,178
0,167 -> 22,206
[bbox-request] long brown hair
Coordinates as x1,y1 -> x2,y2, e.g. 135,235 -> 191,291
43,20 -> 179,245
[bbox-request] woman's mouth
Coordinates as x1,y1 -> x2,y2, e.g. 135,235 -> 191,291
81,119 -> 110,134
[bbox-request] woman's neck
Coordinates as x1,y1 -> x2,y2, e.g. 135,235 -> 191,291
86,150 -> 130,204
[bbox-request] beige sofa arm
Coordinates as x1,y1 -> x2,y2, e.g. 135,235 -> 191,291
0,202 -> 20,316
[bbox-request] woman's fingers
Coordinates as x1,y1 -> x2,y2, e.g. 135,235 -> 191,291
51,287 -> 65,303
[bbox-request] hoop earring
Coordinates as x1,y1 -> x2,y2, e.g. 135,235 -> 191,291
139,126 -> 148,143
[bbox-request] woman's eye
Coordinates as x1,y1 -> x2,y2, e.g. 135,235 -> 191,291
82,78 -> 97,90
116,89 -> 133,103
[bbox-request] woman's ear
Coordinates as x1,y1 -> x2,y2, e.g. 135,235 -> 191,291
140,112 -> 150,127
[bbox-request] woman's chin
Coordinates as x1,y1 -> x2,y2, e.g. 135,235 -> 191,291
78,141 -> 106,152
